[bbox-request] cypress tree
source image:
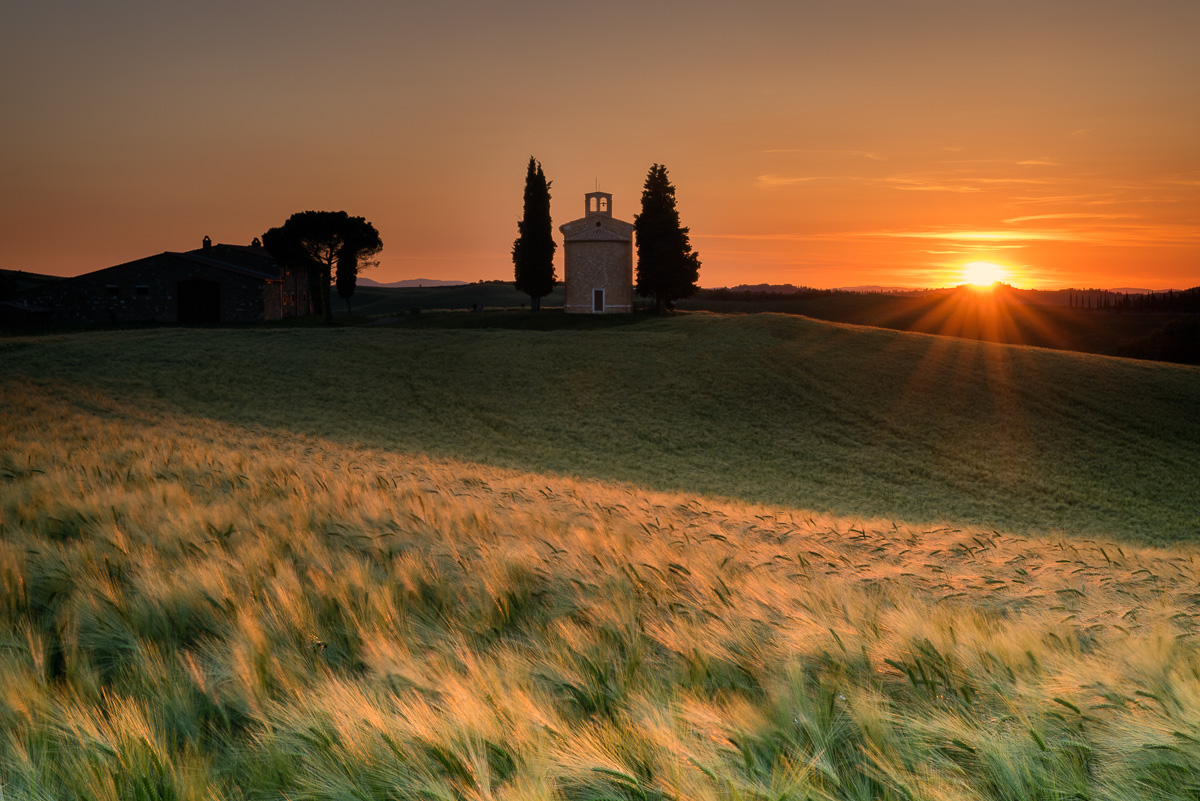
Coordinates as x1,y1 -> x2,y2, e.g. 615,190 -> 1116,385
634,164 -> 701,313
512,157 -> 556,312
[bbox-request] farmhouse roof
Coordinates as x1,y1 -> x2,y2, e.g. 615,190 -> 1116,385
16,246 -> 282,295
176,250 -> 280,281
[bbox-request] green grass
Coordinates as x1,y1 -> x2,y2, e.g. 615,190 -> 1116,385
331,281 -> 1200,364
334,280 -> 566,316
4,312 -> 1198,543
4,328 -> 1200,799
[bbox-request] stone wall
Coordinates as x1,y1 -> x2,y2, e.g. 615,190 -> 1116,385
563,240 -> 633,313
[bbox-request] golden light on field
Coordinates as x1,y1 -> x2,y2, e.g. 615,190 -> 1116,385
962,262 -> 1008,288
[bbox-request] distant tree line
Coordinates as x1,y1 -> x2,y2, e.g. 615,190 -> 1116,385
1068,287 -> 1200,313
698,285 -> 848,301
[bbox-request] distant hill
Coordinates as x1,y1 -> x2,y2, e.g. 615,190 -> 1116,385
0,268 -> 61,296
714,283 -> 806,294
1108,287 -> 1176,295
680,283 -> 1200,363
708,283 -> 922,294
836,285 -> 922,293
358,277 -> 468,288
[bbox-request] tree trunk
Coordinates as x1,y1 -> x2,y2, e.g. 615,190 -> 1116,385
322,265 -> 334,324
655,292 -> 668,313
530,295 -> 540,312
345,296 -> 353,316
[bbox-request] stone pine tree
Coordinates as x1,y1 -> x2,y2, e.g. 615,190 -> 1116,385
634,163 -> 700,313
263,211 -> 382,324
512,157 -> 557,312
336,222 -> 383,317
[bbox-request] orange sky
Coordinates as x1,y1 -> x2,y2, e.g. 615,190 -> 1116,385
2,1 -> 1197,289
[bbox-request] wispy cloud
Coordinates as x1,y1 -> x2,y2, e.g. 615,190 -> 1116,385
872,223 -> 1200,247
885,179 -> 981,193
763,149 -> 884,160
1017,158 -> 1063,166
1010,193 -> 1181,206
696,223 -> 1200,249
695,233 -> 821,241
755,174 -> 860,189
1003,213 -> 1140,224
884,175 -> 1049,192
1009,193 -> 1114,206
963,177 -> 1051,185
870,229 -> 1073,242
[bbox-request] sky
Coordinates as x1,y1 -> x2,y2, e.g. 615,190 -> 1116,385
2,0 -> 1198,290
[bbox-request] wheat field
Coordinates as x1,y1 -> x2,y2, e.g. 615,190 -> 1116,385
5,315 -> 1199,543
4,356 -> 1200,799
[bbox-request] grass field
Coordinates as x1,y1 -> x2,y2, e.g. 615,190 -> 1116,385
5,313 -> 1198,542
334,281 -> 566,317
331,281 -> 1200,364
3,315 -> 1200,799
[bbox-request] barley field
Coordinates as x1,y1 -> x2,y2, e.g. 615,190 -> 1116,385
4,313 -> 1199,542
3,315 -> 1200,799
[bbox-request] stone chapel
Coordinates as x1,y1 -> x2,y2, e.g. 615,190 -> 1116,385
559,192 -> 635,313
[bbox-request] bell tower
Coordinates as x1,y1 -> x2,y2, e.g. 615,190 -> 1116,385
585,192 -> 612,218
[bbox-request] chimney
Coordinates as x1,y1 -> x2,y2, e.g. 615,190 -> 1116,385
202,235 -> 212,250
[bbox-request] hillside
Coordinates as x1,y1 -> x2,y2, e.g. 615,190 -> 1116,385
358,277 -> 469,288
331,283 -> 1200,364
335,280 -> 565,316
679,285 -> 1200,363
3,336 -> 1200,798
3,313 -> 1197,543
0,267 -> 61,295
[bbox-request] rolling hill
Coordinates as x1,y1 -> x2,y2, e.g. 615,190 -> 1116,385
4,312 -> 1197,542
3,314 -> 1200,799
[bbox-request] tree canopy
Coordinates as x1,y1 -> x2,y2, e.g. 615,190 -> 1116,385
634,164 -> 700,313
512,157 -> 557,312
263,211 -> 382,323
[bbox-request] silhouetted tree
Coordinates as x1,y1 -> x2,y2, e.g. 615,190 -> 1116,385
263,211 -> 382,324
635,163 -> 700,313
336,249 -> 357,316
512,157 -> 556,312
336,222 -> 383,317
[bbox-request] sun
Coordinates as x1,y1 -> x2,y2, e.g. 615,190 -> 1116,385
961,261 -> 1008,288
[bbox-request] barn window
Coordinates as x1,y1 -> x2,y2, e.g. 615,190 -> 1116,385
593,288 -> 604,312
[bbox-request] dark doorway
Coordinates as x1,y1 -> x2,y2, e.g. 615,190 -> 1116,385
593,288 -> 604,313
177,279 -> 220,323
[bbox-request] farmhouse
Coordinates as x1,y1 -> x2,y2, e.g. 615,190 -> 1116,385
559,192 -> 635,313
17,237 -> 312,326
